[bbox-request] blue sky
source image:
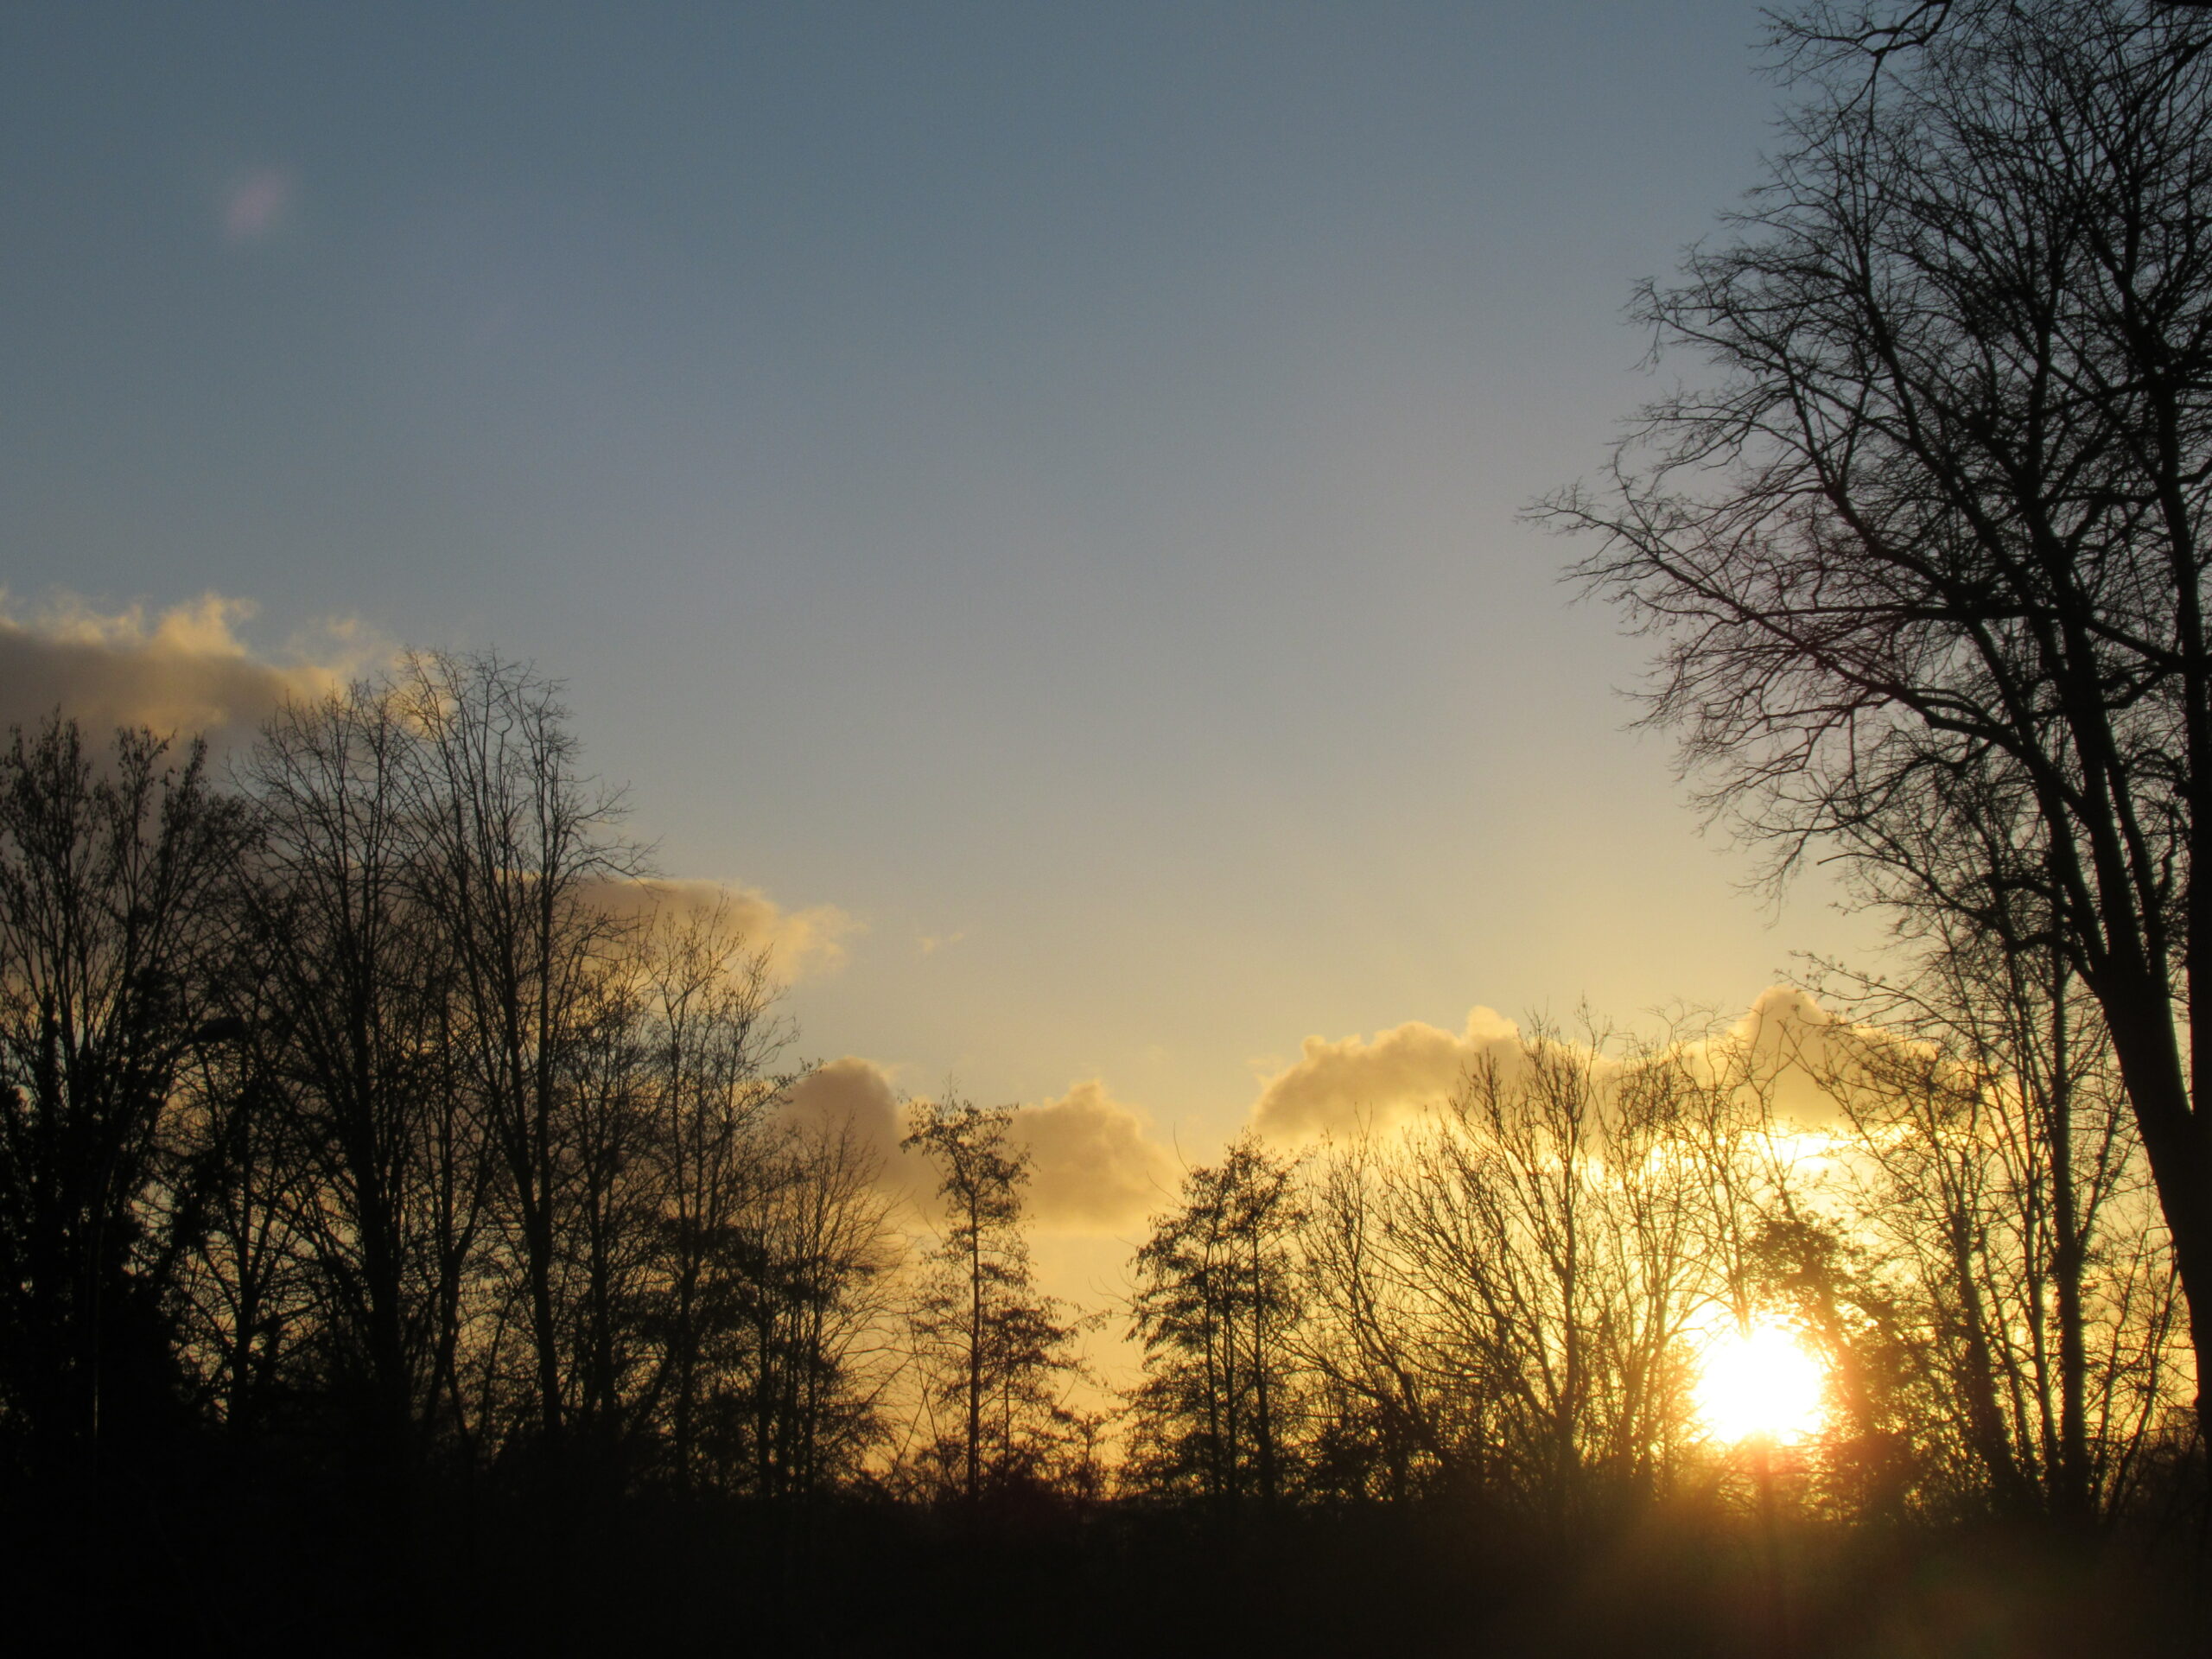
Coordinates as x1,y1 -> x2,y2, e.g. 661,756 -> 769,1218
0,3 -> 1885,1197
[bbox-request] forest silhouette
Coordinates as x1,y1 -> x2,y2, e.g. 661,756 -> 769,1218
10,3 -> 2212,1654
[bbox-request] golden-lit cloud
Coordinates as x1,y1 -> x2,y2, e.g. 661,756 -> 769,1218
582,875 -> 859,985
0,589 -> 386,753
1646,985 -> 1856,1129
833,1071 -> 1175,1234
782,1055 -> 906,1170
1013,1081 -> 1176,1233
783,993 -> 1857,1247
1713,984 -> 1851,1127
1246,988 -> 1866,1151
1250,1006 -> 1525,1142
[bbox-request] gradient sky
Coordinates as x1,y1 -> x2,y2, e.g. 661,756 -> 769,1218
0,2 -> 1887,1224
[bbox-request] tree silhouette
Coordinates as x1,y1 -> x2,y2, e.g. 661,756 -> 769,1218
400,652 -> 633,1461
0,718 -> 246,1483
902,1095 -> 1082,1508
1127,1133 -> 1304,1526
1553,0 -> 2212,1440
238,681 -> 472,1496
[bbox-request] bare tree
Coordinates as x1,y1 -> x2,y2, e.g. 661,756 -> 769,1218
1296,1016 -> 1792,1529
632,903 -> 791,1490
719,1118 -> 900,1503
0,718 -> 247,1478
399,652 -> 632,1458
1386,1021 -> 1697,1522
238,683 -> 479,1484
1809,938 -> 2185,1520
1294,1128 -> 1451,1503
1128,1134 -> 1305,1524
162,946 -> 314,1445
1551,0 -> 2212,1427
902,1095 -> 1084,1507
556,949 -> 659,1481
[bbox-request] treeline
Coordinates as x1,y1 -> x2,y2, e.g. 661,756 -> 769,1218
2,668 -> 2203,1649
1127,1004 -> 2191,1536
0,659 -> 911,1518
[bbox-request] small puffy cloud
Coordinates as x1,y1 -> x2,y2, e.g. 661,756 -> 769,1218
1012,1081 -> 1176,1234
887,1078 -> 1177,1234
1727,985 -> 1848,1126
1248,988 -> 1864,1150
1649,985 -> 1854,1129
782,1056 -> 906,1171
583,876 -> 859,984
0,589 -> 386,754
1251,1007 -> 1524,1143
1720,983 -> 2013,1133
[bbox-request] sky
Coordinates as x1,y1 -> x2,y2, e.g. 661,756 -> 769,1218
0,3 -> 1890,1290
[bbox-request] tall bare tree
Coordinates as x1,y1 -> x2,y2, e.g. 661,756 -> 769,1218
632,903 -> 791,1489
0,718 -> 246,1478
239,683 -> 476,1483
1809,938 -> 2184,1520
1552,0 -> 2212,1425
1128,1134 -> 1305,1522
400,652 -> 632,1457
903,1096 -> 1083,1507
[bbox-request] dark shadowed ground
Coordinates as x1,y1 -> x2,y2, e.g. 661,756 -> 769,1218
10,1454 -> 2201,1657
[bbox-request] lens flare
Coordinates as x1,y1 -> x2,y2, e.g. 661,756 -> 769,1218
223,168 -> 295,241
1693,1317 -> 1826,1446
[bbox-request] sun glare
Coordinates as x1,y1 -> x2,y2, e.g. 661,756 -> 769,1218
1693,1318 -> 1827,1446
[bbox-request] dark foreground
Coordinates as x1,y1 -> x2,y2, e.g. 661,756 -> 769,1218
6,1459 -> 2204,1658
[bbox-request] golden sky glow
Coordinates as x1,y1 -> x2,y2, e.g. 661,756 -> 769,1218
0,3 -> 1901,1405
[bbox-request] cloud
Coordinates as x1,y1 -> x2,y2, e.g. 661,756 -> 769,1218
782,1056 -> 906,1170
1012,1081 -> 1177,1233
1630,986 -> 1858,1129
582,875 -> 858,984
875,1077 -> 1176,1235
1245,988 -> 1864,1149
0,589 -> 386,755
1718,984 -> 1850,1126
1250,1007 -> 1525,1142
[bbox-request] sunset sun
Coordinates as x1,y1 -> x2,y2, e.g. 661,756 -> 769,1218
1694,1318 -> 1827,1446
